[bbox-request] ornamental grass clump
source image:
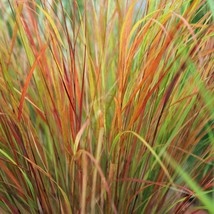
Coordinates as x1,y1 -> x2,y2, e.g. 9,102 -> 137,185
0,0 -> 213,213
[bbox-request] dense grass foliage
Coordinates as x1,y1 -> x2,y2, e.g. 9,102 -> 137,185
0,0 -> 213,213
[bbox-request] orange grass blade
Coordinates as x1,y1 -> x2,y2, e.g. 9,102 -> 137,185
18,44 -> 48,121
